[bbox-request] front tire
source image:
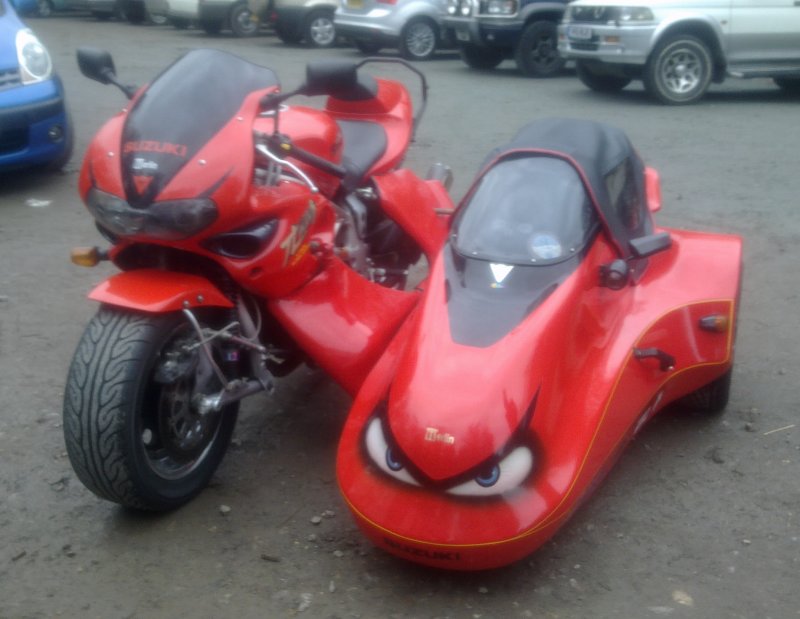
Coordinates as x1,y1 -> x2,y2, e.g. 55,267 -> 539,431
644,35 -> 712,105
514,20 -> 564,77
576,60 -> 631,92
229,1 -> 258,37
63,307 -> 239,511
399,17 -> 437,61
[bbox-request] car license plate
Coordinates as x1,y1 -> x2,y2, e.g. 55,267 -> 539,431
346,0 -> 363,8
456,28 -> 470,42
567,25 -> 593,41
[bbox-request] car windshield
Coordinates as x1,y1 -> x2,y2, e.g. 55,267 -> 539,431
453,156 -> 597,265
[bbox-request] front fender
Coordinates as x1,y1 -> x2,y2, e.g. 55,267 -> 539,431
88,269 -> 234,313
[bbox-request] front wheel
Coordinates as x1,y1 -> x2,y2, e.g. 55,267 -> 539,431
514,20 -> 564,77
644,35 -> 712,105
399,17 -> 438,61
229,2 -> 258,37
63,307 -> 239,511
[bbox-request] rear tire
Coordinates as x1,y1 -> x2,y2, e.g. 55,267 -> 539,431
63,307 -> 239,511
229,1 -> 258,37
303,9 -> 336,48
459,44 -> 505,70
576,60 -> 631,92
514,20 -> 564,77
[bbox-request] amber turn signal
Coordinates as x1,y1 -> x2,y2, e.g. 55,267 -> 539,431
70,246 -> 103,267
699,314 -> 729,333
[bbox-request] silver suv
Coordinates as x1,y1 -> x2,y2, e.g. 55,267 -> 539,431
249,0 -> 339,47
558,0 -> 800,104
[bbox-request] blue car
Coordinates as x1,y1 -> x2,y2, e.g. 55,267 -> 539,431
0,0 -> 72,173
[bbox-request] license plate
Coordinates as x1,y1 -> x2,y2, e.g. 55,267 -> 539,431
346,0 -> 363,8
567,25 -> 593,41
456,28 -> 470,42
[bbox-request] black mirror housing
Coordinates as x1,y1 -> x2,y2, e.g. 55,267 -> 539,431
629,231 -> 672,259
77,47 -> 117,85
304,59 -> 378,101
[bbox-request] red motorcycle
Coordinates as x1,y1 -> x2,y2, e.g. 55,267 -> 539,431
63,47 -> 453,511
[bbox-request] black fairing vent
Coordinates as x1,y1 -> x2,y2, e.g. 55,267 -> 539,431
121,49 -> 279,207
444,244 -> 582,348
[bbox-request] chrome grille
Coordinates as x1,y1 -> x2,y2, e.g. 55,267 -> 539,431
0,67 -> 22,91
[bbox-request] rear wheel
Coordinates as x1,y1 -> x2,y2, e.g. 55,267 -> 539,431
229,1 -> 258,37
459,44 -> 505,70
63,306 -> 240,511
514,20 -> 564,77
399,17 -> 438,61
576,60 -> 631,92
304,9 -> 336,48
644,35 -> 712,105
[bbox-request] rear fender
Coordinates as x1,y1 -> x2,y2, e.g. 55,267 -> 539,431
88,269 -> 234,313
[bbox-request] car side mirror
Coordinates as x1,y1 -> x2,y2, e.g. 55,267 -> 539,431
630,231 -> 672,258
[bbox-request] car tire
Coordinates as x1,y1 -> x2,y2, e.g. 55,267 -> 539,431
200,17 -> 223,34
147,10 -> 169,25
576,61 -> 631,92
399,17 -> 438,61
774,77 -> 800,95
303,9 -> 336,48
644,35 -> 712,105
354,39 -> 383,55
229,2 -> 258,37
514,20 -> 564,78
459,44 -> 505,70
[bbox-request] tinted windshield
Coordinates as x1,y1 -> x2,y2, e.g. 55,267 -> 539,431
453,156 -> 597,265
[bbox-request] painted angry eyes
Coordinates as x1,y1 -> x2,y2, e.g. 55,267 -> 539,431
365,418 -> 534,497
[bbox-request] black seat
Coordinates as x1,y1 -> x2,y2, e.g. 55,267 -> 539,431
337,120 -> 388,184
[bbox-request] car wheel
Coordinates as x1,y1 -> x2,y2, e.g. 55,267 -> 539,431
36,0 -> 54,17
576,61 -> 631,92
644,35 -> 712,105
354,39 -> 382,55
303,9 -> 336,48
399,17 -> 437,61
679,369 -> 732,414
514,20 -> 564,77
200,17 -> 223,34
230,2 -> 258,37
774,77 -> 800,95
459,44 -> 505,70
147,10 -> 169,25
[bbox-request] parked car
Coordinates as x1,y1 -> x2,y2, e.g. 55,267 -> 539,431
249,0 -> 338,48
195,0 -> 258,35
442,0 -> 569,76
0,0 -> 72,172
8,0 -> 37,14
167,0 -> 195,27
24,0 -> 90,18
558,0 -> 800,104
334,0 -> 453,60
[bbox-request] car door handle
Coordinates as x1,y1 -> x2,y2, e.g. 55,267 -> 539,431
633,347 -> 676,372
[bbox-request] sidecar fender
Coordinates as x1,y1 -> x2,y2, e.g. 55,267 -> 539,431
88,269 -> 234,312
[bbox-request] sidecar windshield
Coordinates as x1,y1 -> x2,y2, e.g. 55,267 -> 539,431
453,156 -> 597,265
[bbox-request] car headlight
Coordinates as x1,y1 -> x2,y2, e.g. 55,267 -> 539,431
485,0 -> 516,16
446,0 -> 458,15
16,29 -> 52,85
86,188 -> 218,241
618,6 -> 654,22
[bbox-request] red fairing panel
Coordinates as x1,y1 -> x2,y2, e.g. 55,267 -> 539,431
268,257 -> 419,396
337,228 -> 742,570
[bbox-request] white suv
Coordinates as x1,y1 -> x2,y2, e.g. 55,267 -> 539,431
558,0 -> 800,104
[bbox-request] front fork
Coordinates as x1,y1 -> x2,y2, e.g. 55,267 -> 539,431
181,297 -> 275,416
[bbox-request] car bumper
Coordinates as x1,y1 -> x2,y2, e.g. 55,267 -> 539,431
443,15 -> 521,48
0,78 -> 70,170
557,22 -> 656,65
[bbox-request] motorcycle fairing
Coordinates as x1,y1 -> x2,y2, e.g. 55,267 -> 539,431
121,49 -> 279,207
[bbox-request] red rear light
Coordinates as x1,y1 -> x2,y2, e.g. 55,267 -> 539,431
377,0 -> 398,4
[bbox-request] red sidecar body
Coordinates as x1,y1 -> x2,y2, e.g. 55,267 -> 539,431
336,118 -> 743,570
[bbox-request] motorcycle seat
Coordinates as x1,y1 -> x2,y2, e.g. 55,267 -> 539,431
337,120 -> 387,184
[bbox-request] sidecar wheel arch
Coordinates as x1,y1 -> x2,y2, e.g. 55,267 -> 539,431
678,368 -> 732,414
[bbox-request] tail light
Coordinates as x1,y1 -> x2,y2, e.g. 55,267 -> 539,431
376,0 -> 398,4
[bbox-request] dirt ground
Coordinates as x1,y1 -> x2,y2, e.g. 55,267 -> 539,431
0,14 -> 798,619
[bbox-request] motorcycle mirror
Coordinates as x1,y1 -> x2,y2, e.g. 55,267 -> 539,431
77,47 -> 117,85
303,59 -> 377,101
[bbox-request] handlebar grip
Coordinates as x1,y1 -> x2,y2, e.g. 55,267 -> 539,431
267,134 -> 347,180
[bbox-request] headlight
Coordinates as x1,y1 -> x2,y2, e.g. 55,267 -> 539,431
618,6 -> 654,22
446,0 -> 458,15
460,0 -> 472,16
86,188 -> 218,241
16,29 -> 52,85
485,0 -> 516,15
